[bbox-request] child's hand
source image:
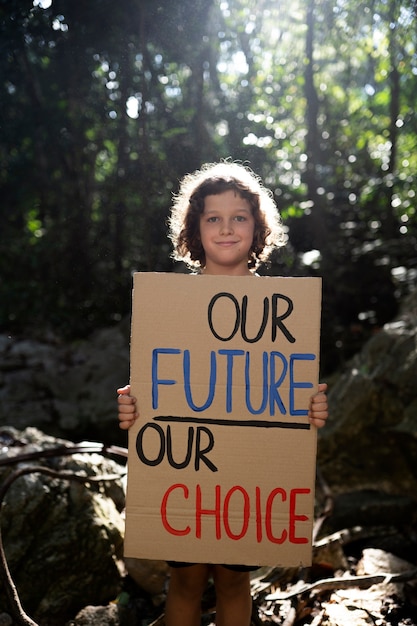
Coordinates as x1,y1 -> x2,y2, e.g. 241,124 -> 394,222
117,384 -> 138,430
117,383 -> 329,429
308,383 -> 328,428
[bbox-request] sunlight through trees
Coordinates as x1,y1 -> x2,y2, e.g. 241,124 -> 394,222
1,0 -> 416,373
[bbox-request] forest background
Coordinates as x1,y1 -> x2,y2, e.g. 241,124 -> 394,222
1,0 -> 416,377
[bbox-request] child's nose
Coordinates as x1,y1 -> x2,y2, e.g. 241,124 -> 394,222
220,220 -> 233,234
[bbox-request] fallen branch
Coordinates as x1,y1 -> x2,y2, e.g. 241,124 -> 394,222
0,441 -> 128,467
265,568 -> 417,601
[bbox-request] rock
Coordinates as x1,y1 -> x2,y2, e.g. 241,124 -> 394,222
317,289 -> 417,534
357,547 -> 414,576
0,427 -> 126,626
317,490 -> 415,533
68,603 -> 133,626
124,558 -> 169,597
0,325 -> 130,447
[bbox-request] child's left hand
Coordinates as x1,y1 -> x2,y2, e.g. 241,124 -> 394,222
308,383 -> 328,428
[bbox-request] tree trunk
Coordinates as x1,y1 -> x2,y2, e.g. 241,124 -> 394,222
303,0 -> 327,250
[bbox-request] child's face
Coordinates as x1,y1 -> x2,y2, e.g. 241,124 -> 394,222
199,190 -> 255,275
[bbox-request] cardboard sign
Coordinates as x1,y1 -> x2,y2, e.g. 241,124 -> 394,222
124,273 -> 322,567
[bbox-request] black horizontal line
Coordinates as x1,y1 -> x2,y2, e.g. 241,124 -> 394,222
153,415 -> 310,430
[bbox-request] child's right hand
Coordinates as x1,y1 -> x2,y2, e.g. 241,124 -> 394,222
117,384 -> 138,430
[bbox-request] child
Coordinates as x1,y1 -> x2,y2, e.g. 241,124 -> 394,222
117,161 -> 329,626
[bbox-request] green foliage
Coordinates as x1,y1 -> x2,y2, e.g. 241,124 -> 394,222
0,0 -> 416,374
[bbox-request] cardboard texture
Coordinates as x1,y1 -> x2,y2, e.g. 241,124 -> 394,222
125,273 -> 322,567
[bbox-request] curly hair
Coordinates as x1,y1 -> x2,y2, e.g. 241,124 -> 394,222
168,161 -> 287,270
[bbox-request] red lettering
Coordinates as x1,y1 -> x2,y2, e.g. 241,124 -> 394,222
289,488 -> 310,544
160,483 -> 191,536
196,484 -> 222,539
265,487 -> 288,544
160,484 -> 311,546
223,486 -> 250,540
255,486 -> 262,543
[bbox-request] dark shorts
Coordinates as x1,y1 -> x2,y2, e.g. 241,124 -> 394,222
167,561 -> 259,572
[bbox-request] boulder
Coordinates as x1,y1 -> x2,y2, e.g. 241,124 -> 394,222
0,427 -> 126,626
0,324 -> 130,447
317,289 -> 417,534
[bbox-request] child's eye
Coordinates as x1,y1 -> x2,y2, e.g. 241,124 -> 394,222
234,215 -> 247,221
207,216 -> 219,222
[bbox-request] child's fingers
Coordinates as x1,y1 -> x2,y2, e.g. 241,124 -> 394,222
118,394 -> 136,406
309,413 -> 328,428
117,384 -> 131,395
118,403 -> 136,414
308,383 -> 329,428
119,417 -> 136,430
311,395 -> 327,409
117,384 -> 138,429
118,406 -> 138,427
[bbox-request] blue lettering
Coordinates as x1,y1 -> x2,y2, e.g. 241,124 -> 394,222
151,347 -> 316,418
152,348 -> 181,409
245,351 -> 268,414
289,354 -> 315,416
183,350 -> 217,411
269,352 -> 287,416
218,349 -> 245,412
